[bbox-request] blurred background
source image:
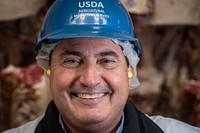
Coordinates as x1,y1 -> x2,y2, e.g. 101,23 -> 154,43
0,0 -> 200,132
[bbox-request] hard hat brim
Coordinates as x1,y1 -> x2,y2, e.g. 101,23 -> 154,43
35,27 -> 140,55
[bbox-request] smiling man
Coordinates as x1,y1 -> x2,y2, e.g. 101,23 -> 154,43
50,38 -> 131,133
3,0 -> 200,133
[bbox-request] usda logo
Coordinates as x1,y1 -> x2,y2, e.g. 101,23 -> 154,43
79,1 -> 104,8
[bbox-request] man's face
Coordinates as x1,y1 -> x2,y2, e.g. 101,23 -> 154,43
50,38 -> 132,132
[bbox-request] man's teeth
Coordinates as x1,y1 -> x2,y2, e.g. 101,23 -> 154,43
76,93 -> 105,99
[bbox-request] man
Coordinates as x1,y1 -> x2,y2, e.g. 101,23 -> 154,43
3,0 -> 200,133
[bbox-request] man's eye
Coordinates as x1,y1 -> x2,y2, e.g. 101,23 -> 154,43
62,58 -> 82,68
98,58 -> 117,69
101,59 -> 114,63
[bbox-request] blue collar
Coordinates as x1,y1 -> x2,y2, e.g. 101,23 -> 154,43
59,112 -> 124,133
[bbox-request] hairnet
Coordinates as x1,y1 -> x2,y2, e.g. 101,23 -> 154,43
112,39 -> 140,89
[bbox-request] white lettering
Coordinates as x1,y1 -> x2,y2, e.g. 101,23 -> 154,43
86,1 -> 90,7
91,1 -> 97,7
79,1 -> 104,8
79,2 -> 84,8
98,2 -> 104,8
79,9 -> 105,13
74,13 -> 109,19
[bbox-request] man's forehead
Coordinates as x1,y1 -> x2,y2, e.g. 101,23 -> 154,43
54,38 -> 124,57
57,38 -> 120,49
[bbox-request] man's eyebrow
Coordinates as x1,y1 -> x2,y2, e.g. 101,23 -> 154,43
95,51 -> 119,58
59,50 -> 119,59
60,50 -> 82,57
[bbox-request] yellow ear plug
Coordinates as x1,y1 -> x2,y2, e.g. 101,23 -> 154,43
41,67 -> 51,76
46,69 -> 51,76
128,71 -> 133,78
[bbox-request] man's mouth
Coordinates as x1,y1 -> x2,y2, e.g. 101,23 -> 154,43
72,93 -> 108,99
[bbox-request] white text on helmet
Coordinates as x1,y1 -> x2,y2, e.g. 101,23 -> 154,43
79,1 -> 104,8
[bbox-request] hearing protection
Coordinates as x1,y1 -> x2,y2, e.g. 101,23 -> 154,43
46,69 -> 51,76
128,71 -> 137,78
42,68 -> 135,78
128,71 -> 133,78
41,67 -> 51,76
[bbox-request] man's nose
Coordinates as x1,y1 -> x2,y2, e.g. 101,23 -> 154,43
79,64 -> 102,88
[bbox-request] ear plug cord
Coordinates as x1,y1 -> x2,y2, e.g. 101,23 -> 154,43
41,67 -> 51,76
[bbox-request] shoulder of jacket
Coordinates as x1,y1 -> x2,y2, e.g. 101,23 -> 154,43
148,115 -> 200,133
2,114 -> 44,133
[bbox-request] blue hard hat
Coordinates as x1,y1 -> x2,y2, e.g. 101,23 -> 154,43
35,0 -> 141,55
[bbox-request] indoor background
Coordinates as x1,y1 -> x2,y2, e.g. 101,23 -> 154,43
0,0 -> 200,132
